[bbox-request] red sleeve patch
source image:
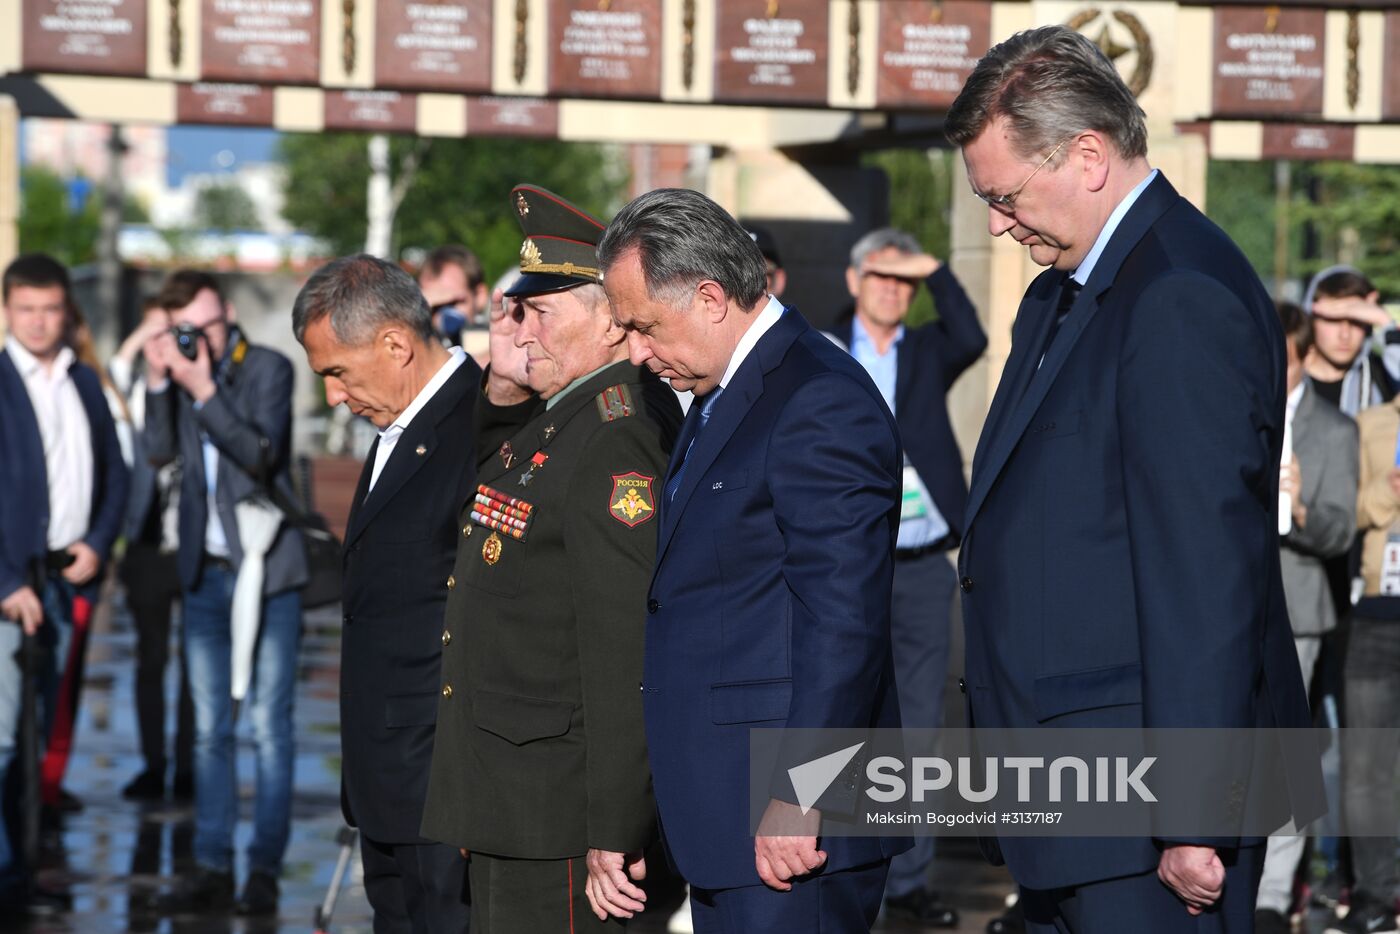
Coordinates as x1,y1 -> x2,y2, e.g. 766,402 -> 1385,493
609,472 -> 656,527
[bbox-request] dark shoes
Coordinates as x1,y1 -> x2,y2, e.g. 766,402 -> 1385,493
152,866 -> 235,914
236,870 -> 280,917
986,898 -> 1025,934
884,887 -> 960,927
1326,891 -> 1400,934
122,770 -> 167,801
1255,907 -> 1291,934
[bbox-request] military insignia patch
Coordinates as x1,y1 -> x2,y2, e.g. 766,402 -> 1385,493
595,384 -> 634,422
609,472 -> 656,527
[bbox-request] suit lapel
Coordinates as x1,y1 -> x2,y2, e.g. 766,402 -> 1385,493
344,436 -> 378,545
965,173 -> 1181,531
346,363 -> 472,544
968,282 -> 1057,479
654,308 -> 805,573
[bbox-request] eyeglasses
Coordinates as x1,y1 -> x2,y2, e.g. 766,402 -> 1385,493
975,139 -> 1068,214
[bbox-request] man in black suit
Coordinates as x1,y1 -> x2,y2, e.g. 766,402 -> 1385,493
829,228 -> 984,927
946,26 -> 1321,931
295,254 -> 479,933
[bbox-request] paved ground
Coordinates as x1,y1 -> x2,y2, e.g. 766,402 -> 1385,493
5,583 -> 1349,933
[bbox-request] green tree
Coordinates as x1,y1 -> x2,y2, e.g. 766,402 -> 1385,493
278,134 -> 629,278
195,181 -> 262,232
1204,159 -> 1400,300
861,147 -> 955,326
18,166 -> 102,265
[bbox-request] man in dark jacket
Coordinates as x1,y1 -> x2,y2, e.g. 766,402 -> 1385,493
295,254 -> 480,932
0,253 -> 129,913
145,270 -> 307,916
421,185 -> 681,932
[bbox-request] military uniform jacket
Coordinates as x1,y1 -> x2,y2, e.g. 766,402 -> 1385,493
421,360 -> 682,859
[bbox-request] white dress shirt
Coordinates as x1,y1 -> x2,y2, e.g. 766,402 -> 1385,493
716,296 -> 785,391
7,339 -> 94,550
368,348 -> 467,495
1071,169 -> 1159,286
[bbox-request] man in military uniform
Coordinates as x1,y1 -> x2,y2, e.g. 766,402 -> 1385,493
421,185 -> 681,933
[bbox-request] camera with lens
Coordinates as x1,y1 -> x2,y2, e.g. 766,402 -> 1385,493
171,323 -> 205,361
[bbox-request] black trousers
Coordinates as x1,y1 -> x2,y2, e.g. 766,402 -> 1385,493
120,543 -> 192,780
360,834 -> 471,934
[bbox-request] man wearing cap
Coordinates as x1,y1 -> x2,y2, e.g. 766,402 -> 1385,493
420,185 -> 682,933
740,222 -> 787,299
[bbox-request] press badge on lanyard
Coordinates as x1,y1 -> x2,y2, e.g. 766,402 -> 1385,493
1381,431 -> 1400,595
901,463 -> 929,521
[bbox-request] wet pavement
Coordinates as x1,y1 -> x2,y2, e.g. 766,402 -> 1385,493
5,580 -> 1349,933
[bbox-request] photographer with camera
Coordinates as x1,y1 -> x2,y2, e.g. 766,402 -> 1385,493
142,270 -> 307,918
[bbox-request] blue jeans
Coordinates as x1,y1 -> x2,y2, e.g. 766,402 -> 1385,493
0,577 -> 77,889
182,563 -> 302,875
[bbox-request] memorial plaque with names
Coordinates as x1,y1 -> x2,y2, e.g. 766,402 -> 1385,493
177,83 -> 276,125
876,1 -> 990,110
1213,6 -> 1325,117
21,0 -> 148,76
325,90 -> 418,132
1384,11 -> 1400,119
548,0 -> 663,100
714,0 -> 829,104
1261,123 -> 1355,160
466,97 -> 561,137
375,0 -> 493,92
201,0 -> 321,85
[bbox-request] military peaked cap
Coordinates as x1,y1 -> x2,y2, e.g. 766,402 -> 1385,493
505,184 -> 606,298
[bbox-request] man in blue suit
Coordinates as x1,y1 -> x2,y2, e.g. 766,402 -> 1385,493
594,188 -> 907,933
831,228 -> 986,928
945,26 -> 1322,932
0,254 -> 129,913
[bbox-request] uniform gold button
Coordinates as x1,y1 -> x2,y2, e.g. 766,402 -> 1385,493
447,575 -> 455,590
442,630 -> 451,646
463,525 -> 472,538
442,684 -> 453,698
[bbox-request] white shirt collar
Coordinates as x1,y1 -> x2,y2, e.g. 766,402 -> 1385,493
1285,380 -> 1306,423
717,296 -> 785,391
1072,169 -> 1159,287
6,338 -> 73,380
379,347 -> 466,440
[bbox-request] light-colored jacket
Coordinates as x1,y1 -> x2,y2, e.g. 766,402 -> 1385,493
1280,381 -> 1357,633
1356,394 -> 1400,597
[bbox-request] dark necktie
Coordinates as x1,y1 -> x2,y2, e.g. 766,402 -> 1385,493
1040,276 -> 1082,363
665,385 -> 725,504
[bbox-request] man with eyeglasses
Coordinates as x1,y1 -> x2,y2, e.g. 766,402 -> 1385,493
946,25 -> 1321,932
827,227 -> 985,929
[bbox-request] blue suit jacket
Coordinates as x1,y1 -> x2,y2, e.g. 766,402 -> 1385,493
959,174 -> 1324,890
834,265 -> 988,541
0,349 -> 130,601
642,308 -> 909,891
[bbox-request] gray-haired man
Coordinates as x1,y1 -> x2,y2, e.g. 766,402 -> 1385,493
296,254 -> 480,932
830,228 -> 986,927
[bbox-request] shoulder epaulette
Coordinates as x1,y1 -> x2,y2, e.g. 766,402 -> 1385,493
595,383 -> 635,422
